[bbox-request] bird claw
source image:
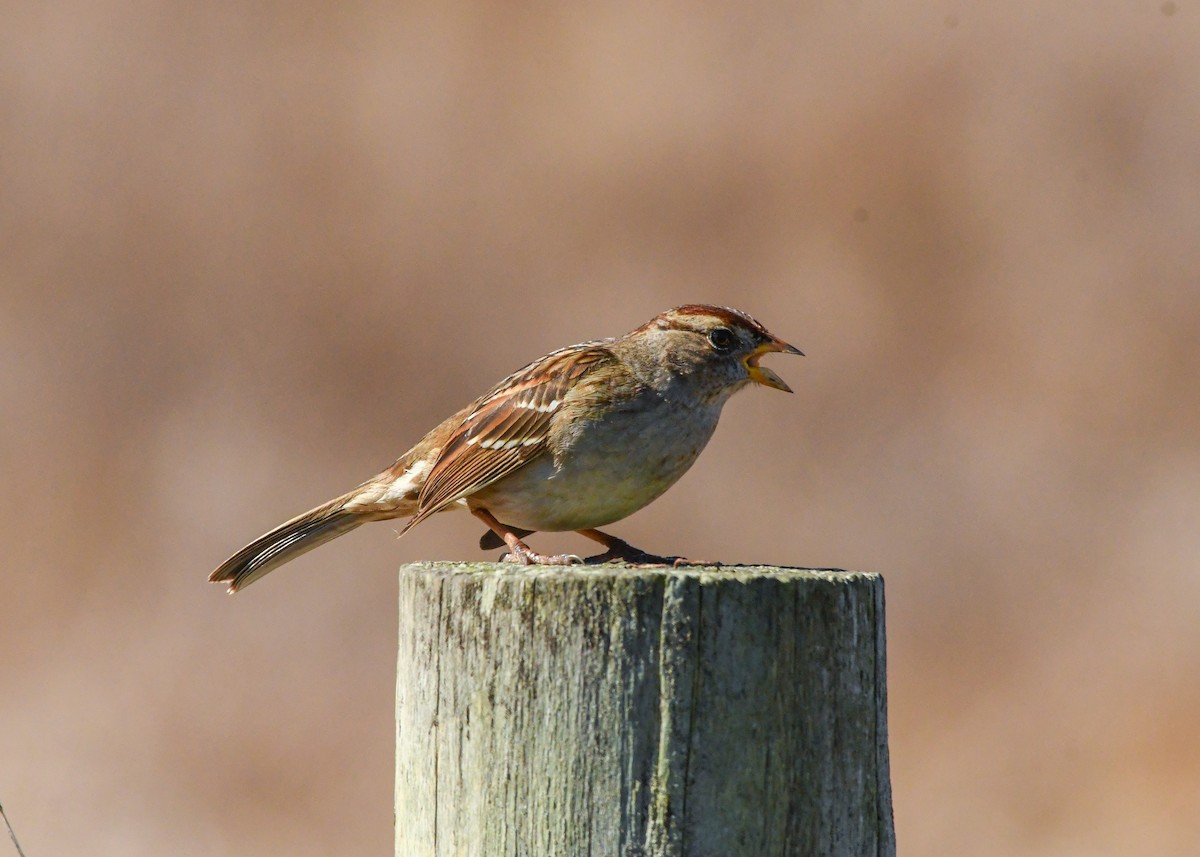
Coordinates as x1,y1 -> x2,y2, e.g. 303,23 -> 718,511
583,537 -> 687,566
587,551 -> 682,566
500,547 -> 583,566
496,531 -> 703,568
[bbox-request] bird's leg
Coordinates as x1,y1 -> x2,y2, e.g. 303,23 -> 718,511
472,508 -> 582,566
479,525 -> 534,551
576,528 -> 697,566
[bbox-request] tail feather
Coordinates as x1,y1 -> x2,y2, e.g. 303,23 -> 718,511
210,498 -> 366,593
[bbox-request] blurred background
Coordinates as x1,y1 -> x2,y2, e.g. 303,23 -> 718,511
2,1 -> 1198,854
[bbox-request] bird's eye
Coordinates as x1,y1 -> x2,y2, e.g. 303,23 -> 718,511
708,327 -> 736,353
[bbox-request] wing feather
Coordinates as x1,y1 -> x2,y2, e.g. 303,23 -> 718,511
401,343 -> 614,531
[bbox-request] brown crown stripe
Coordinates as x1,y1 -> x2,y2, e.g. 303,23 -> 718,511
641,304 -> 768,336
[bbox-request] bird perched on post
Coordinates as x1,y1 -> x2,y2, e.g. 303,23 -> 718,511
210,305 -> 802,592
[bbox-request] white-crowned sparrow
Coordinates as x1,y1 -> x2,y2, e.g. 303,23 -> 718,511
211,305 -> 802,591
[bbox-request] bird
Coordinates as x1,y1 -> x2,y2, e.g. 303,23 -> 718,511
210,305 -> 802,592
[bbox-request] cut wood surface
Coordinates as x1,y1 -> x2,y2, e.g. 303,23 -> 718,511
396,562 -> 894,857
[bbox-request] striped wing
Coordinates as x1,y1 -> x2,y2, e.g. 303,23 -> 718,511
402,343 -> 615,530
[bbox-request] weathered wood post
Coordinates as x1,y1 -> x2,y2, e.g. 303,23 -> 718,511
396,563 -> 893,857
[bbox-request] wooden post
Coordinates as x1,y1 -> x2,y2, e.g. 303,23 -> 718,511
396,563 -> 894,857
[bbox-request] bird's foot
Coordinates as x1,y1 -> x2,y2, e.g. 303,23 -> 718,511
473,508 -> 580,565
580,535 -> 699,567
500,542 -> 583,566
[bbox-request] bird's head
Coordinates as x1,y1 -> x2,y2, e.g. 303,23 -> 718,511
625,305 -> 803,400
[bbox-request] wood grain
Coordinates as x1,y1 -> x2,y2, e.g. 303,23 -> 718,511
396,563 -> 894,857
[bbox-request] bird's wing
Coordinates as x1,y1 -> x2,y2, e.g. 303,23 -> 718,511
401,343 -> 615,530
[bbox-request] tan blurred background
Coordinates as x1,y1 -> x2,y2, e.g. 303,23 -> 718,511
2,1 -> 1198,854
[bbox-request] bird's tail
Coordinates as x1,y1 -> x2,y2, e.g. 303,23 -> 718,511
209,494 -> 368,593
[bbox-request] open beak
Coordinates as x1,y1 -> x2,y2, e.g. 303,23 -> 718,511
744,336 -> 804,393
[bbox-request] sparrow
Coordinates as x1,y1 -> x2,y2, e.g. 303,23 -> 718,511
210,305 -> 802,592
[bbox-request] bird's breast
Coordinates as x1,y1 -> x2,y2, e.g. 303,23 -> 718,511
471,399 -> 722,532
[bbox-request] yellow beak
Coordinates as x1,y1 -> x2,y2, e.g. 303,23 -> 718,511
744,337 -> 804,393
